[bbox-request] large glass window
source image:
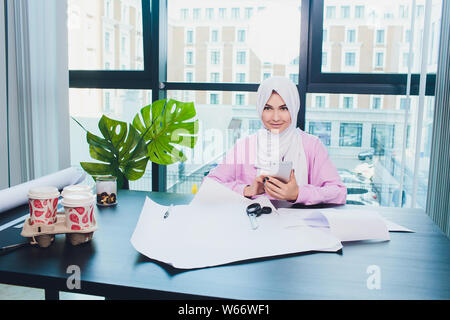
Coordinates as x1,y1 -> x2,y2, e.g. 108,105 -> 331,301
167,1 -> 303,83
305,92 -> 434,208
321,0 -> 442,74
68,0 -> 440,210
165,90 -> 258,194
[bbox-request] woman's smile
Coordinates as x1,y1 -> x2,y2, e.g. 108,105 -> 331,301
269,122 -> 284,128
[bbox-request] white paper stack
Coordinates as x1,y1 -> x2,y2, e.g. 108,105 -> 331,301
277,208 -> 413,242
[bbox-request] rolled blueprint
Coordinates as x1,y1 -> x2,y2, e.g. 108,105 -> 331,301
0,167 -> 86,214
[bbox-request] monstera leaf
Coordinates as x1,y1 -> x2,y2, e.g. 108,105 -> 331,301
132,99 -> 199,165
74,99 -> 198,189
78,115 -> 151,189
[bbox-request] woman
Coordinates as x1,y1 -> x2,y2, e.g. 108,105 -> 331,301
206,76 -> 346,205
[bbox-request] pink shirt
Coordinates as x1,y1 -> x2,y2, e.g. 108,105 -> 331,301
205,131 -> 347,205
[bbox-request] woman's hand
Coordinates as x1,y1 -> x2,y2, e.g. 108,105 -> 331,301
264,170 -> 299,202
243,175 -> 266,198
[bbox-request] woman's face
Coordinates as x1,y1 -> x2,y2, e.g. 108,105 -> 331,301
262,92 -> 292,133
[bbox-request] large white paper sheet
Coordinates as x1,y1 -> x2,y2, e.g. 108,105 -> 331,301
0,167 -> 85,214
131,178 -> 413,269
131,178 -> 343,269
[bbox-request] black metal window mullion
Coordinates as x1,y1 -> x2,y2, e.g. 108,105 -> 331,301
148,0 -> 167,192
298,0 -> 311,131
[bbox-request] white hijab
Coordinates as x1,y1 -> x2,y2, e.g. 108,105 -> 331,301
255,76 -> 308,186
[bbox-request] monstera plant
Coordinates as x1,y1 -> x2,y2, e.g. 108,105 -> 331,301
74,99 -> 198,189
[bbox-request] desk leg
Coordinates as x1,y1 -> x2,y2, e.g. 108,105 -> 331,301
45,289 -> 59,300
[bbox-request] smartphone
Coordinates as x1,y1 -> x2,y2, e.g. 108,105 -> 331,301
265,161 -> 293,183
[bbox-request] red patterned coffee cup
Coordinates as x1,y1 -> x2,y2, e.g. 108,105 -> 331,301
27,186 -> 60,225
61,192 -> 96,231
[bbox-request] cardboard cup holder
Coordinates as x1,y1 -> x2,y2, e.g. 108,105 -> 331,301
21,212 -> 98,248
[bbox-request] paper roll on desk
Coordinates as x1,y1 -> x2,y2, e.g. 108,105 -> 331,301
0,167 -> 86,214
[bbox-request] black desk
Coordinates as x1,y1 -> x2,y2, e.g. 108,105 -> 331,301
0,190 -> 449,300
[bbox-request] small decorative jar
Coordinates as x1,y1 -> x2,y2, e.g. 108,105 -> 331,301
95,176 -> 117,206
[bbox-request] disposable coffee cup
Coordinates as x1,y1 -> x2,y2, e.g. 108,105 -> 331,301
61,192 -> 96,231
27,186 -> 60,225
62,184 -> 93,197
